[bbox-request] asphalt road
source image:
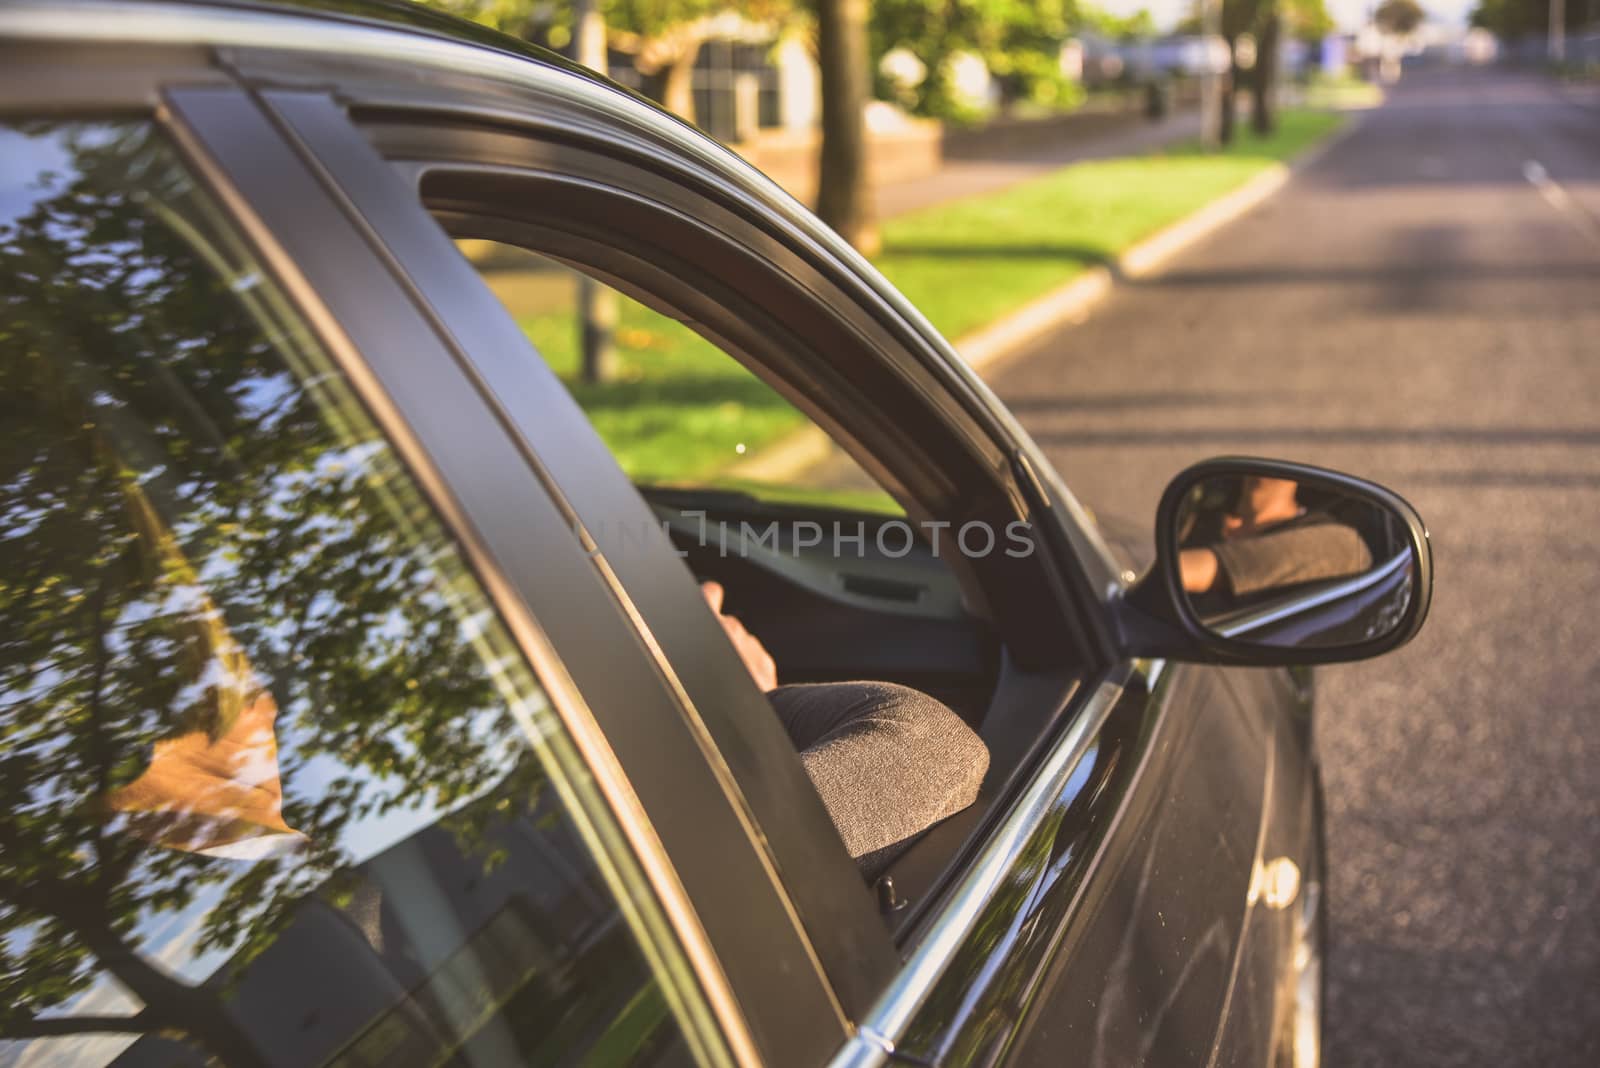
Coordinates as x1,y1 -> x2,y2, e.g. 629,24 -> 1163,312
989,67 -> 1600,1066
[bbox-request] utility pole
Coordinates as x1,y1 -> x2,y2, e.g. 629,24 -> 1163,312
1200,0 -> 1222,149
1550,0 -> 1567,63
574,0 -> 618,384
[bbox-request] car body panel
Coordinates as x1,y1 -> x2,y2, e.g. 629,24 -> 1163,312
848,661 -> 1308,1068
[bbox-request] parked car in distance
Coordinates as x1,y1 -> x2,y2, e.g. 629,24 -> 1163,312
0,3 -> 1431,1067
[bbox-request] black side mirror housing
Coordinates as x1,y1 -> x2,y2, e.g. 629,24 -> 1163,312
1113,457 -> 1433,665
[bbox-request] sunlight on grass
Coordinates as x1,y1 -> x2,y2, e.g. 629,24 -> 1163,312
513,301 -> 806,485
878,109 -> 1345,340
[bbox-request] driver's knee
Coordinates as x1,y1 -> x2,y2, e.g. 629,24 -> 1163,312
769,681 -> 987,868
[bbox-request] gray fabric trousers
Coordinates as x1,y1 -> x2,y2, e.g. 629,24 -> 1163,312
767,681 -> 988,877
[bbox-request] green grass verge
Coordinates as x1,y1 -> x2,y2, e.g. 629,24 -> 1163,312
876,109 -> 1345,341
513,303 -> 801,485
517,108 -> 1343,490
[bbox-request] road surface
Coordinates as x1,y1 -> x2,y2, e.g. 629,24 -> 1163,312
990,67 -> 1600,1066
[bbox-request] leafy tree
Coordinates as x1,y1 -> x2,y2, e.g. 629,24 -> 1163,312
605,0 -> 795,119
970,0 -> 1087,111
1469,0 -> 1544,36
423,0 -> 797,119
1283,0 -> 1335,43
1205,0 -> 1331,141
1375,0 -> 1426,34
1080,5 -> 1157,39
1191,0 -> 1328,124
1215,0 -> 1256,143
0,120 -> 552,1064
1177,0 -> 1330,42
870,0 -> 1085,119
1250,7 -> 1282,135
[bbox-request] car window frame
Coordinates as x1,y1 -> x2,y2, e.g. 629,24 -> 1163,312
249,82 -> 906,1017
210,26 -> 1139,1020
370,148 -> 1166,1068
214,34 -> 1114,662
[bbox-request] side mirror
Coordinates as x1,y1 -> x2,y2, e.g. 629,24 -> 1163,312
1116,457 -> 1432,665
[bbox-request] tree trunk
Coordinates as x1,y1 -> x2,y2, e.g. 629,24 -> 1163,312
577,275 -> 617,385
658,45 -> 701,123
1219,37 -> 1238,146
813,0 -> 879,255
73,916 -> 272,1068
573,0 -> 618,385
0,858 -> 271,1068
1250,12 -> 1280,136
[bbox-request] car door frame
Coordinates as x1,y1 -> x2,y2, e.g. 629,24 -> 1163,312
163,85 -> 844,1068
0,21 -> 856,1068
207,22 -> 1114,1023
279,46 -> 1307,1068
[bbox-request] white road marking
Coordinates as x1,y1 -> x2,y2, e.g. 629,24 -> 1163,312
1523,159 -> 1600,247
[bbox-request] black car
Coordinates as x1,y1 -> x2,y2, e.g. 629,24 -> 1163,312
0,3 -> 1431,1067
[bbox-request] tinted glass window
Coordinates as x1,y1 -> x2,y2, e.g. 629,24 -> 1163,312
0,120 -> 696,1068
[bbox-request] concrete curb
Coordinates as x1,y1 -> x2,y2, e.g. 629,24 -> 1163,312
955,113 -> 1367,375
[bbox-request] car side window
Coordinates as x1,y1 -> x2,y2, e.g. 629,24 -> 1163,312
447,229 -> 1004,870
0,120 -> 697,1068
458,240 -> 902,516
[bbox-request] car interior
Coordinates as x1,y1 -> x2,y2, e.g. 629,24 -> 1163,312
648,486 -> 1000,731
437,235 -> 1096,928
416,159 -> 1096,930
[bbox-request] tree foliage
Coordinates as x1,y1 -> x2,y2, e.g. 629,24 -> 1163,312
1467,0 -> 1525,35
1282,0 -> 1335,42
1177,0 -> 1330,41
421,0 -> 799,116
871,0 -> 1087,118
1375,0 -> 1426,35
1079,5 -> 1156,39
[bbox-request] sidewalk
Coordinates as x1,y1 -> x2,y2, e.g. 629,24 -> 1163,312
874,109 -> 1204,220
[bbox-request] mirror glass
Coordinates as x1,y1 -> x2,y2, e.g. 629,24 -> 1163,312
1174,473 -> 1418,649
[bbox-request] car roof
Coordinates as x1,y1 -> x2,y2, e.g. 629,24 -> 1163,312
105,0 -> 653,105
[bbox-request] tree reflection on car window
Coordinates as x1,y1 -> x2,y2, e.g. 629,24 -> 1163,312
0,121 -> 691,1067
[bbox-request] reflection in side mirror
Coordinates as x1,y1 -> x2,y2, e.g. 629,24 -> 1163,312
1171,470 -> 1421,650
